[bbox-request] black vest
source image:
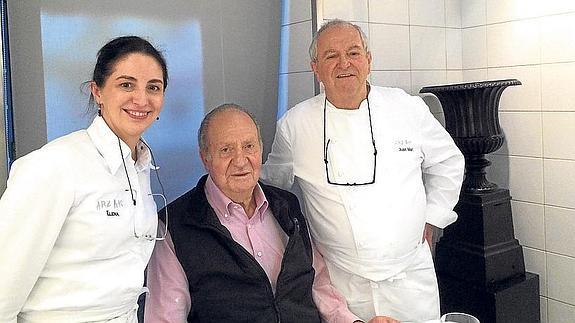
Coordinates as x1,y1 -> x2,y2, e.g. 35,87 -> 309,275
166,175 -> 321,323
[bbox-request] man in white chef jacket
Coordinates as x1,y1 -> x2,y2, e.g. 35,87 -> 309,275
261,19 -> 465,322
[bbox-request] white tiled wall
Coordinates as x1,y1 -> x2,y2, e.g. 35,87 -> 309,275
512,201 -> 545,249
462,1 -> 575,321
410,26 -> 447,70
281,0 -> 465,115
322,0 -> 368,21
541,63 -> 575,111
540,13 -> 575,64
369,24 -> 410,70
277,0 -> 314,115
277,72 -> 315,116
324,0 -> 464,116
369,0 -> 409,25
462,26 -> 487,69
488,65 -> 541,111
548,299 -> 575,323
498,112 -> 542,157
524,246 -> 547,297
282,1 -> 575,320
446,28 -> 462,69
487,20 -> 541,67
545,206 -> 575,258
409,0 -> 445,27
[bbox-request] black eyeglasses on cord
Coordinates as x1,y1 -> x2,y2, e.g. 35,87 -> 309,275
322,96 -> 377,186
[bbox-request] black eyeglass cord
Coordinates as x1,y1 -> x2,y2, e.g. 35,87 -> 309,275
367,97 -> 378,158
118,137 -> 137,206
140,139 -> 167,199
117,137 -> 167,207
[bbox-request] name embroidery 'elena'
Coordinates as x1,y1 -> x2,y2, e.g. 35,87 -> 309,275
106,210 -> 120,217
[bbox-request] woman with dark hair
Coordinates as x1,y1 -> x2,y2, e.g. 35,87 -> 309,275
0,36 -> 169,322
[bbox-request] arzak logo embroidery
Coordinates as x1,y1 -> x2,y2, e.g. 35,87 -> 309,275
96,198 -> 126,216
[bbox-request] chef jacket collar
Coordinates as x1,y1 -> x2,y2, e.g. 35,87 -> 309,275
324,96 -> 369,113
323,81 -> 372,112
87,116 -> 152,175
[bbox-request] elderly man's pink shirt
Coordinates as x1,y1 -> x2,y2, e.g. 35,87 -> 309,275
144,176 -> 360,323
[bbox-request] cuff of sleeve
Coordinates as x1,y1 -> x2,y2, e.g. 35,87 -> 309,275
344,312 -> 363,323
425,204 -> 458,229
330,308 -> 362,323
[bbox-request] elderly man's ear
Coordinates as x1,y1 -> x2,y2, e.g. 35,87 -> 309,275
200,150 -> 210,170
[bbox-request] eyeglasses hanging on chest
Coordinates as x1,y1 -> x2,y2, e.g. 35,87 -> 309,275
322,96 -> 378,186
118,137 -> 169,241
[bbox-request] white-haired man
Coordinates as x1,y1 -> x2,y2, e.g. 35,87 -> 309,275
262,20 -> 464,322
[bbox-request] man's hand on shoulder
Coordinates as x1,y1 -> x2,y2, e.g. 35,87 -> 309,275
354,316 -> 400,323
423,223 -> 437,248
368,316 -> 400,323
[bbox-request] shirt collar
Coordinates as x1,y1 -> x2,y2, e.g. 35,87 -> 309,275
204,175 -> 269,223
86,116 -> 152,174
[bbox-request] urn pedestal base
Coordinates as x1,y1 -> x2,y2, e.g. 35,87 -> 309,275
435,189 -> 540,322
439,272 -> 540,323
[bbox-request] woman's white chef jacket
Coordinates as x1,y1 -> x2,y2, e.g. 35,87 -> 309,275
261,86 -> 464,281
0,116 -> 158,323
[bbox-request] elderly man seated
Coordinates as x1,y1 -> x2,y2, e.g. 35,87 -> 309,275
144,104 -> 398,323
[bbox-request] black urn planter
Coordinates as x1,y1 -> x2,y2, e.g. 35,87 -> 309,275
420,80 -> 540,323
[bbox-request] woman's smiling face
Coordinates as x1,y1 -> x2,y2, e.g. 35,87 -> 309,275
91,53 -> 165,148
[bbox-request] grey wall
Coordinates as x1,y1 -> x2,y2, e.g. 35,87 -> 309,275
0,28 -> 6,194
220,1 -> 281,158
5,0 -> 280,201
7,0 -> 47,159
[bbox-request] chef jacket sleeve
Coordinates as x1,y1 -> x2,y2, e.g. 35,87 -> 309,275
0,152 -> 74,322
415,96 -> 465,229
261,117 -> 295,190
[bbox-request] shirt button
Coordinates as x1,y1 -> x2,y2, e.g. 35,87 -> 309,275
257,251 -> 263,257
224,213 -> 229,218
248,224 -> 252,229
